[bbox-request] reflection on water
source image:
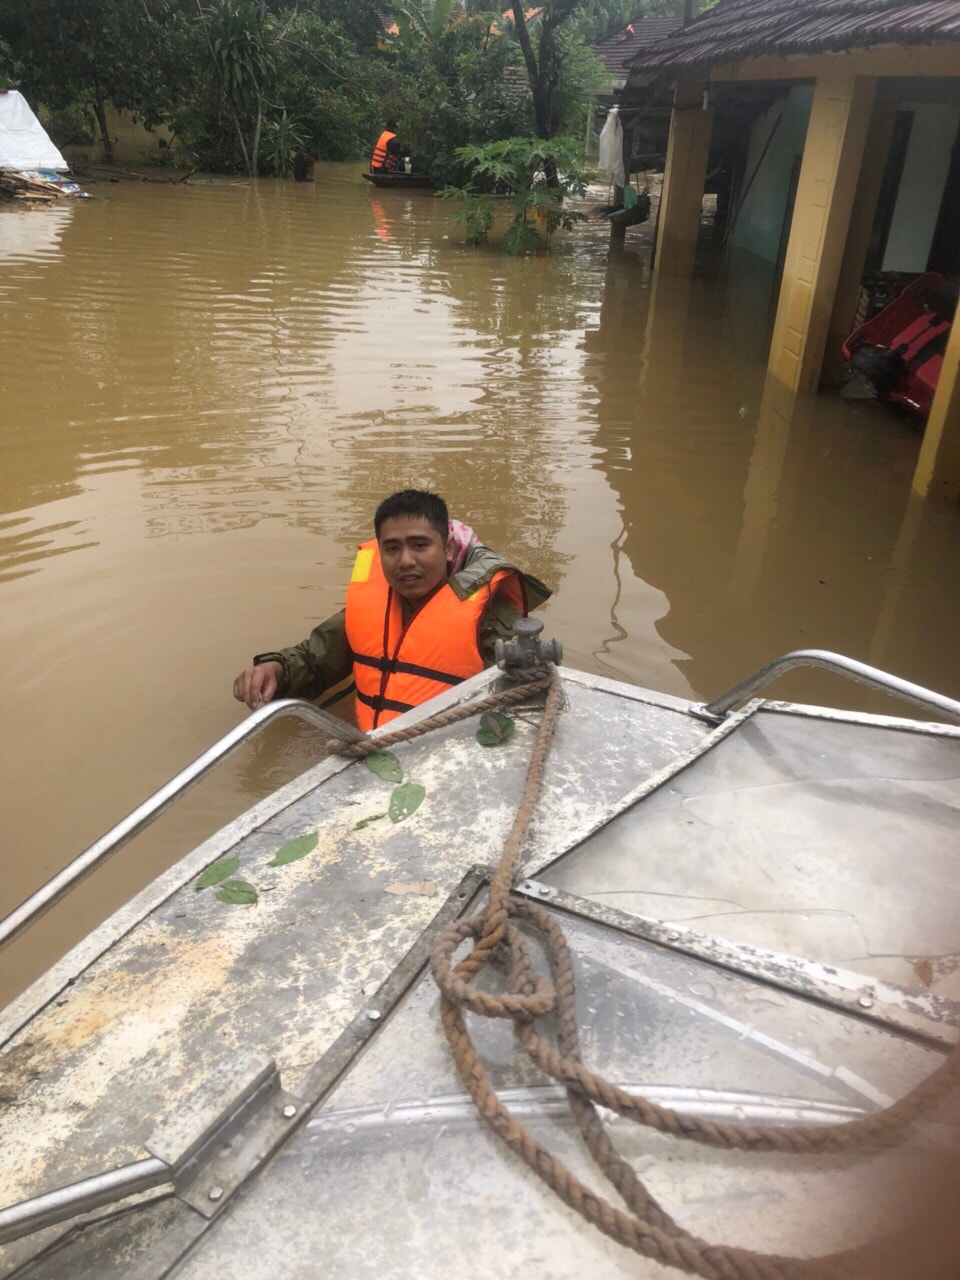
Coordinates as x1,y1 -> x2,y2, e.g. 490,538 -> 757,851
0,203 -> 73,269
1,165 -> 958,1004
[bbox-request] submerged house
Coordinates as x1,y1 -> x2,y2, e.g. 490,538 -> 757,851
622,0 -> 960,501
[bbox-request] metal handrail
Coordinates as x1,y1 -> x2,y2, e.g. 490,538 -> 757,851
6,653 -> 956,956
0,701 -> 364,954
0,1158 -> 171,1246
700,649 -> 960,724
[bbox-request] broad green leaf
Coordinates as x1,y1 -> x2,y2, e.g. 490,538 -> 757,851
215,879 -> 258,905
195,855 -> 239,891
476,711 -> 515,747
355,812 -> 389,830
366,751 -> 403,783
389,781 -> 426,824
268,833 -> 318,867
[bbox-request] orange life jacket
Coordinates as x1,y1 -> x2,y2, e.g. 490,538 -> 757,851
371,130 -> 397,171
345,540 -> 526,731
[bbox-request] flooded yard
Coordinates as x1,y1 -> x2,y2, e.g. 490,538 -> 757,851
2,162 -> 959,1003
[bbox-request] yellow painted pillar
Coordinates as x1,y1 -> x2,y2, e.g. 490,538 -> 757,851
913,314 -> 960,500
729,374 -> 802,603
767,73 -> 877,394
655,76 -> 714,277
821,99 -> 897,387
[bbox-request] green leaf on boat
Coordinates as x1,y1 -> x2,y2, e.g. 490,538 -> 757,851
476,711 -> 515,747
354,812 -> 389,830
366,751 -> 403,783
268,833 -> 318,867
389,781 -> 426,824
215,879 -> 258,905
195,855 -> 239,891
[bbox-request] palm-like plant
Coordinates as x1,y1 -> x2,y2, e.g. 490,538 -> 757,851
440,136 -> 588,254
261,109 -> 305,177
208,1 -> 271,110
390,0 -> 461,51
197,0 -> 273,176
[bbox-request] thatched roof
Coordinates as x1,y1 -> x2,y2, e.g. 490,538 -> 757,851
593,14 -> 682,77
630,0 -> 960,72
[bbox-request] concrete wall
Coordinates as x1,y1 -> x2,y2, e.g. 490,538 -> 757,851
105,107 -> 173,164
882,102 -> 960,272
62,106 -> 173,167
728,85 -> 813,264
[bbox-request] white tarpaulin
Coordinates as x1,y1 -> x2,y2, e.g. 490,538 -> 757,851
597,106 -> 624,188
0,91 -> 69,172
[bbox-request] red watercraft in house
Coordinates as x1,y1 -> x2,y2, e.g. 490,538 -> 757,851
843,272 -> 957,417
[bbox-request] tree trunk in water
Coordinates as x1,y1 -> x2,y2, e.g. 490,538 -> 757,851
250,102 -> 262,179
533,91 -> 553,143
227,98 -> 252,177
512,2 -> 550,140
252,1 -> 266,174
533,23 -> 553,144
92,85 -> 114,164
193,0 -> 252,177
511,0 -> 575,186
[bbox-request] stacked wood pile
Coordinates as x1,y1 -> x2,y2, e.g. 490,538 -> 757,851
0,171 -> 75,202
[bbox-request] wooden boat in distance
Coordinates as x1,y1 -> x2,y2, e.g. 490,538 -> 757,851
362,170 -> 433,190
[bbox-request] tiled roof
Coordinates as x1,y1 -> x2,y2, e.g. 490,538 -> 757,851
594,14 -> 683,76
629,0 -> 960,71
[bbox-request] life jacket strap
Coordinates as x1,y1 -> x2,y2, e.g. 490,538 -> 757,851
353,652 -> 467,686
355,688 -> 416,716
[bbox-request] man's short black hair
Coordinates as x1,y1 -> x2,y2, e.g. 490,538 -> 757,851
386,117 -> 398,132
375,490 -> 449,541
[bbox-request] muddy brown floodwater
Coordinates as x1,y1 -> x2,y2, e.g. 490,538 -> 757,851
1,163 -> 959,1005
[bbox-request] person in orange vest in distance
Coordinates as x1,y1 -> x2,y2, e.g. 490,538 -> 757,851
233,490 -> 551,730
370,119 -> 403,174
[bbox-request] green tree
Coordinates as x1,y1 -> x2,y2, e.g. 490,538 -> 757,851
0,0 -> 621,178
194,0 -> 275,177
385,1 -> 533,184
0,0 -> 191,161
509,2 -> 604,143
307,0 -> 384,49
0,37 -> 23,91
391,0 -> 460,52
264,9 -> 399,164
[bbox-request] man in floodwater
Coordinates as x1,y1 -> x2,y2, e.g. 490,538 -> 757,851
233,489 -> 550,731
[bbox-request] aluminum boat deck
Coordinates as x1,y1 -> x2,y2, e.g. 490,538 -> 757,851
1,653 -> 957,1278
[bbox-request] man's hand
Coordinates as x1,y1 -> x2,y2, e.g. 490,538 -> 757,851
233,661 -> 283,711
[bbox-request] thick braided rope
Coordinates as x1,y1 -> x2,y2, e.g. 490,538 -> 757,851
440,901 -> 886,1280
518,1001 -> 960,1155
505,899 -> 905,1280
456,671 -> 565,977
330,674 -> 552,758
426,664 -> 957,1277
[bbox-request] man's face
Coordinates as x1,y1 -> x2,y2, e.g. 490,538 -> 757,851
378,515 -> 454,603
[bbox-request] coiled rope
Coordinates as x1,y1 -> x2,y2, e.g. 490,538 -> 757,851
338,666 -> 958,1277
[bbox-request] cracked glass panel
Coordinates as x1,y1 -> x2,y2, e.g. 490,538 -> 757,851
542,711 -> 960,996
